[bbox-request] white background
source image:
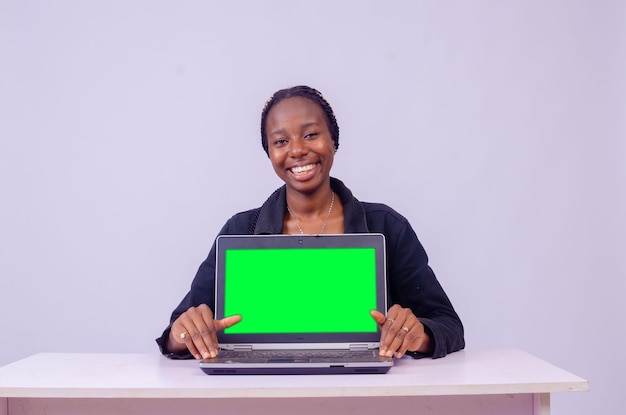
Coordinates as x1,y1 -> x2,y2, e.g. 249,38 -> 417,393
1,1 -> 624,413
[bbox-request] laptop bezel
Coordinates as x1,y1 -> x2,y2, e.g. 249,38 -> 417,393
214,233 -> 387,346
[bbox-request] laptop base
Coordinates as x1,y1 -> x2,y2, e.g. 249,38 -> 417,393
200,363 -> 392,375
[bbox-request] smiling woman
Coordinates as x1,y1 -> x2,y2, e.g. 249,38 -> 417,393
266,96 -> 341,234
156,85 -> 465,361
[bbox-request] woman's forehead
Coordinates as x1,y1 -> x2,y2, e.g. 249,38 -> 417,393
266,97 -> 326,126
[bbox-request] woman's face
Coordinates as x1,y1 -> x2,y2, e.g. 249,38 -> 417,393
265,97 -> 335,195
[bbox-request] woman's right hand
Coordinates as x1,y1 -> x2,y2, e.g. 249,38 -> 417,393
167,304 -> 242,359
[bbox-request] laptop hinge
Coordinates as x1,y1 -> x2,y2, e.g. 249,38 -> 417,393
349,344 -> 370,351
233,344 -> 253,351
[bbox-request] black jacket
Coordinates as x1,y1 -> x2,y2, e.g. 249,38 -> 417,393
156,177 -> 464,358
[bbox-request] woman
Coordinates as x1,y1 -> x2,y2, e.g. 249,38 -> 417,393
156,86 -> 464,360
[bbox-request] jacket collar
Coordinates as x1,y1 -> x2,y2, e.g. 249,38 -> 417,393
253,177 -> 369,234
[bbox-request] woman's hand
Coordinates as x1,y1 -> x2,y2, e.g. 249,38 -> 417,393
370,305 -> 432,358
167,304 -> 242,360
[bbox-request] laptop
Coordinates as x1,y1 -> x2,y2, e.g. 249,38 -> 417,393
199,233 -> 393,375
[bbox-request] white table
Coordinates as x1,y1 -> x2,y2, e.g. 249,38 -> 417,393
0,349 -> 588,415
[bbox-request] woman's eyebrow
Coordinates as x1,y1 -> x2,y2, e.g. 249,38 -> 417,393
269,128 -> 286,137
269,122 -> 320,137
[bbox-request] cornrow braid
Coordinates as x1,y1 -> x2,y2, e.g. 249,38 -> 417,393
260,85 -> 339,157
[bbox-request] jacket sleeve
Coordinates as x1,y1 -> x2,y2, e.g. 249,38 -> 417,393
155,212 -> 255,358
386,218 -> 465,359
154,241 -> 219,358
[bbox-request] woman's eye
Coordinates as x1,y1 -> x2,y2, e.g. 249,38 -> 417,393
273,138 -> 287,146
304,132 -> 318,140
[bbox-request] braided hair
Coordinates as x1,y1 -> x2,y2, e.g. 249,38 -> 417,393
260,85 -> 339,157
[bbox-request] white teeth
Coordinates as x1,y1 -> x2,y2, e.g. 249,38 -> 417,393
291,164 -> 315,174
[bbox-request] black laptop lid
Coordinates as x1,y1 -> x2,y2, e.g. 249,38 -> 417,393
214,234 -> 387,346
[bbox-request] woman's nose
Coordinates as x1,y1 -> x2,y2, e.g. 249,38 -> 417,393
289,137 -> 308,157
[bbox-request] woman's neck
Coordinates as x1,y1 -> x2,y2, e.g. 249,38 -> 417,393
283,183 -> 344,235
285,186 -> 334,219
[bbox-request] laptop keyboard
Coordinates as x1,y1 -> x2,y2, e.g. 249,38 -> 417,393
217,349 -> 380,363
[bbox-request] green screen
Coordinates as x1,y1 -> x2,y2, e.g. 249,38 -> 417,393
223,248 -> 377,334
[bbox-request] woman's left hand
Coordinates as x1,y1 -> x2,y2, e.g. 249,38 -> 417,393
370,305 -> 432,358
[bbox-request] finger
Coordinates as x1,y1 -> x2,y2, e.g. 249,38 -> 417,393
195,305 -> 220,359
208,315 -> 242,357
390,314 -> 423,358
189,318 -> 215,360
378,314 -> 401,356
382,304 -> 402,331
380,319 -> 403,357
214,314 -> 243,330
369,310 -> 386,326
199,312 -> 242,358
173,316 -> 204,359
395,323 -> 420,358
176,305 -> 215,359
172,322 -> 189,346
185,333 -> 203,360
371,310 -> 391,356
380,306 -> 413,357
400,317 -> 431,356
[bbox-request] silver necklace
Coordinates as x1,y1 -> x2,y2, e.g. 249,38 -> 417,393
287,191 -> 335,235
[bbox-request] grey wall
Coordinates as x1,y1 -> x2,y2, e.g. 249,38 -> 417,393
1,1 -> 624,413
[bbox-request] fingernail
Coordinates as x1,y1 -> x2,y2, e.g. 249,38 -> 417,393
209,348 -> 217,358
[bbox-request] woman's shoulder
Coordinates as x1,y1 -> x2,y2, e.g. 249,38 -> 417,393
221,207 -> 263,234
360,201 -> 409,224
359,201 -> 426,258
357,201 -> 416,239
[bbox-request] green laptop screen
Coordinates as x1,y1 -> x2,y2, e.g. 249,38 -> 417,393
223,248 -> 378,334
